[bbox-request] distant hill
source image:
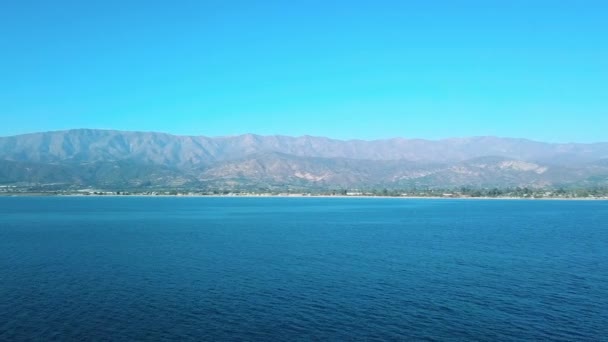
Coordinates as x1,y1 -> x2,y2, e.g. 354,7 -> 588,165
1,129 -> 607,189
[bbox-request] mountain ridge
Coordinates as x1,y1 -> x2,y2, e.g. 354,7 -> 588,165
4,128 -> 606,145
1,129 -> 607,189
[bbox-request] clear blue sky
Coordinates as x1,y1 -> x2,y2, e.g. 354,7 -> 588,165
1,0 -> 607,142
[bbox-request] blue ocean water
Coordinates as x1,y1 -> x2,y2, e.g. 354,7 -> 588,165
0,197 -> 607,341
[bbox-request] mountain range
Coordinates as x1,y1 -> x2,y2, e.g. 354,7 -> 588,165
1,129 -> 607,190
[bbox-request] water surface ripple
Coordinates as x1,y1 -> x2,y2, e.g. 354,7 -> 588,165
1,197 -> 607,340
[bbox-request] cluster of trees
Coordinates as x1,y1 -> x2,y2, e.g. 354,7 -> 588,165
3,184 -> 608,198
315,186 -> 608,198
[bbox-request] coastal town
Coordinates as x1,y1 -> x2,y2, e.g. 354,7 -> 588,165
2,185 -> 607,199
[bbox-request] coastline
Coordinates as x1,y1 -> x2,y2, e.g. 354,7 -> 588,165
1,193 -> 606,200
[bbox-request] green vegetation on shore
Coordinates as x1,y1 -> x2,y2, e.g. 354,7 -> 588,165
2,185 -> 608,199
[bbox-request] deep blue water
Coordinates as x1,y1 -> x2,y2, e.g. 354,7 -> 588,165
1,197 -> 607,341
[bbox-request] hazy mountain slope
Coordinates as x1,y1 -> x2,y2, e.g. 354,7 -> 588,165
0,159 -> 192,187
197,152 -> 435,188
0,160 -> 78,185
198,154 -> 608,189
1,129 -> 608,189
2,129 -> 608,166
0,130 -> 218,167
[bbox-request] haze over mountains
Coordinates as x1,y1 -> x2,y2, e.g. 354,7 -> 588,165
1,129 -> 607,190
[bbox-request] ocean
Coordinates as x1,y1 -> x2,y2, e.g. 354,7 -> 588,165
1,197 -> 607,341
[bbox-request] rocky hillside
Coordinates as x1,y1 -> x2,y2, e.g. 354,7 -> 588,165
1,129 -> 607,189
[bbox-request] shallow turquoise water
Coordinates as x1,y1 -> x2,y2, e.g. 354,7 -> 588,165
1,197 -> 607,340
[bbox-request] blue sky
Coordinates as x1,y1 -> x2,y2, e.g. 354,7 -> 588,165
1,0 -> 607,142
